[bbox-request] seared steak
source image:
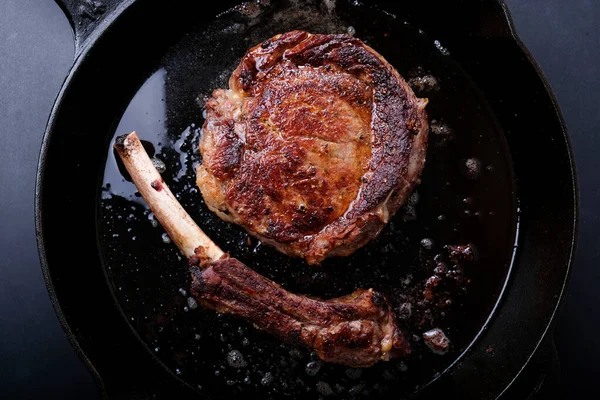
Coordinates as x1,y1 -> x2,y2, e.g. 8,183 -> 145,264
198,31 -> 429,264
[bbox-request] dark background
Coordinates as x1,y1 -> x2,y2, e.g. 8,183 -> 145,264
0,0 -> 597,398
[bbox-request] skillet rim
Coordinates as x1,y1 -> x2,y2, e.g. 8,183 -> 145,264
35,0 -> 138,395
34,0 -> 579,398
492,2 -> 579,396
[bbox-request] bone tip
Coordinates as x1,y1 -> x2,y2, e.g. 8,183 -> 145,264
114,131 -> 138,150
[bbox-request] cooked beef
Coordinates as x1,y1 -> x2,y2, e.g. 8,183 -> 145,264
198,30 -> 429,265
189,248 -> 410,367
115,132 -> 411,368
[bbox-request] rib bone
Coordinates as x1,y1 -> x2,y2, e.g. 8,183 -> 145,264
114,132 -> 224,261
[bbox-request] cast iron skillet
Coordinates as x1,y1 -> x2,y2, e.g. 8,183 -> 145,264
35,0 -> 578,399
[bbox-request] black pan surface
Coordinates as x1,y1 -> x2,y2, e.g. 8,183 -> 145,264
99,1 -> 517,398
36,1 -> 577,399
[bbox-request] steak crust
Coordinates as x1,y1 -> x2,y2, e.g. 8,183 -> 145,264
198,31 -> 428,264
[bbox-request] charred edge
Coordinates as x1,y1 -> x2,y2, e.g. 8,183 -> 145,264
189,266 -> 204,292
371,290 -> 386,308
189,246 -> 207,268
114,134 -> 129,149
188,255 -> 202,268
189,247 -> 225,269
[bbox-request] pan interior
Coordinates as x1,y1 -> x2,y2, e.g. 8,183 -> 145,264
97,0 -> 518,398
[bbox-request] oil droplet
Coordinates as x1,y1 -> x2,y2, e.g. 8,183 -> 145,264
349,384 -> 365,395
227,350 -> 248,368
408,191 -> 420,206
316,381 -> 334,396
151,157 -> 167,173
187,297 -> 198,310
345,368 -> 363,380
397,303 -> 412,320
261,372 -> 273,386
434,39 -> 450,55
148,212 -> 158,228
305,361 -> 322,376
420,238 -> 434,250
408,75 -> 439,94
430,120 -> 453,136
464,158 -> 482,180
398,362 -> 408,372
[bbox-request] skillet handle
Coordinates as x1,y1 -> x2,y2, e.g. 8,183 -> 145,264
54,0 -> 124,58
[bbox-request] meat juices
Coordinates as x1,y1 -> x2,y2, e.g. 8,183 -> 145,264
198,30 -> 429,264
